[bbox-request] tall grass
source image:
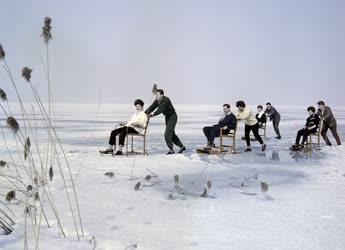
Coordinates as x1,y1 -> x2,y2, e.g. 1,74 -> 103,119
0,17 -> 83,248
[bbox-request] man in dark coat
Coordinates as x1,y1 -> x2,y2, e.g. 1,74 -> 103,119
264,102 -> 281,139
317,101 -> 341,146
203,104 -> 237,148
146,89 -> 186,154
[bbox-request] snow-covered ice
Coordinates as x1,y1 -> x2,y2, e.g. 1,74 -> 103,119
1,104 -> 345,250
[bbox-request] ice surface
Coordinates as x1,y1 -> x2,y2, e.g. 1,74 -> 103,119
1,104 -> 344,249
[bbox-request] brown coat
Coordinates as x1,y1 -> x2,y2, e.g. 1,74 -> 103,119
317,106 -> 337,127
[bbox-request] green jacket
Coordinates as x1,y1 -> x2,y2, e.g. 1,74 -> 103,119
145,96 -> 176,117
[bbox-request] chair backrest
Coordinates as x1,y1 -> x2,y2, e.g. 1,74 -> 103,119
317,119 -> 323,137
142,116 -> 150,136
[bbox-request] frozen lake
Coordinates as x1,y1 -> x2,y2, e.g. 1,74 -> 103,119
1,103 -> 345,250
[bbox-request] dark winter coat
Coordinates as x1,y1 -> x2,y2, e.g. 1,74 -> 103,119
264,106 -> 280,122
317,106 -> 337,128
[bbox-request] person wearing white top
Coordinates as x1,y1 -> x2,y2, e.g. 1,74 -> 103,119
236,100 -> 266,152
100,99 -> 148,155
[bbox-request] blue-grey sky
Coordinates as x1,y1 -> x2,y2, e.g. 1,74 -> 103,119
0,0 -> 344,106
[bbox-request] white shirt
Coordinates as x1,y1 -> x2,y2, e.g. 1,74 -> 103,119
126,111 -> 148,134
236,107 -> 257,126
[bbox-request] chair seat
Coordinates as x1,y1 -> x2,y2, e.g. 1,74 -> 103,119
222,131 -> 235,137
128,133 -> 144,137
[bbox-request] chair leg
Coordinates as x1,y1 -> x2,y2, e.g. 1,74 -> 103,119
114,135 -> 116,152
143,136 -> 146,155
220,134 -> 223,152
126,134 -> 129,156
131,135 -> 134,152
264,127 -> 266,139
232,136 -> 236,153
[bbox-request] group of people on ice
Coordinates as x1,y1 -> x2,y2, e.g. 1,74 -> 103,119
100,89 -> 341,156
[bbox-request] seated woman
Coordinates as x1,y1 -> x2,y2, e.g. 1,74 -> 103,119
236,100 -> 266,152
100,99 -> 148,155
255,105 -> 267,128
293,106 -> 320,148
202,104 -> 237,148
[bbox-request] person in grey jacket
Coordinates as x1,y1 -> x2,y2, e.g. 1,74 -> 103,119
317,101 -> 341,146
264,102 -> 281,139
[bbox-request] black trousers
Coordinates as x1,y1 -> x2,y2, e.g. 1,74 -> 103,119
203,126 -> 229,145
295,128 -> 317,145
272,118 -> 281,137
245,123 -> 264,146
321,123 -> 341,145
109,126 -> 138,147
165,113 -> 184,150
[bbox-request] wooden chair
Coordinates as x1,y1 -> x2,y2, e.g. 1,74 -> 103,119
219,127 -> 237,154
125,117 -> 150,156
259,123 -> 267,138
306,120 -> 323,150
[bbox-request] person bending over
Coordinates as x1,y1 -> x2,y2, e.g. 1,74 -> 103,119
265,102 -> 281,139
317,101 -> 341,146
145,89 -> 186,154
203,104 -> 237,148
236,100 -> 266,152
100,99 -> 148,155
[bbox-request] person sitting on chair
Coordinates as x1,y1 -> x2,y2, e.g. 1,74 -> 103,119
100,99 -> 148,155
202,104 -> 237,149
236,100 -> 266,152
292,106 -> 320,149
255,105 -> 267,128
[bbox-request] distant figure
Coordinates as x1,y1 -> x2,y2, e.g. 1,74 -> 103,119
293,106 -> 320,147
265,102 -> 281,139
202,104 -> 237,148
100,99 -> 148,155
236,100 -> 266,152
255,105 -> 267,128
317,101 -> 341,146
145,89 -> 186,154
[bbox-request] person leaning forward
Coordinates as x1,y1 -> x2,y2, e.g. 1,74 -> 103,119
145,89 -> 186,154
317,100 -> 341,146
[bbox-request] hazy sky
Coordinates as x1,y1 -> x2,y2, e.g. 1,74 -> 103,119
0,0 -> 344,106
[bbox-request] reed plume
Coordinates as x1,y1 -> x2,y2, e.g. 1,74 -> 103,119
134,182 -> 141,191
0,160 -> 7,167
0,88 -> 7,102
24,137 -> 31,161
174,175 -> 179,185
21,67 -> 33,82
49,166 -> 53,182
0,44 -> 5,60
5,191 -> 16,202
200,188 -> 208,198
152,84 -> 158,94
261,182 -> 268,195
6,117 -> 19,134
41,17 -> 52,44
